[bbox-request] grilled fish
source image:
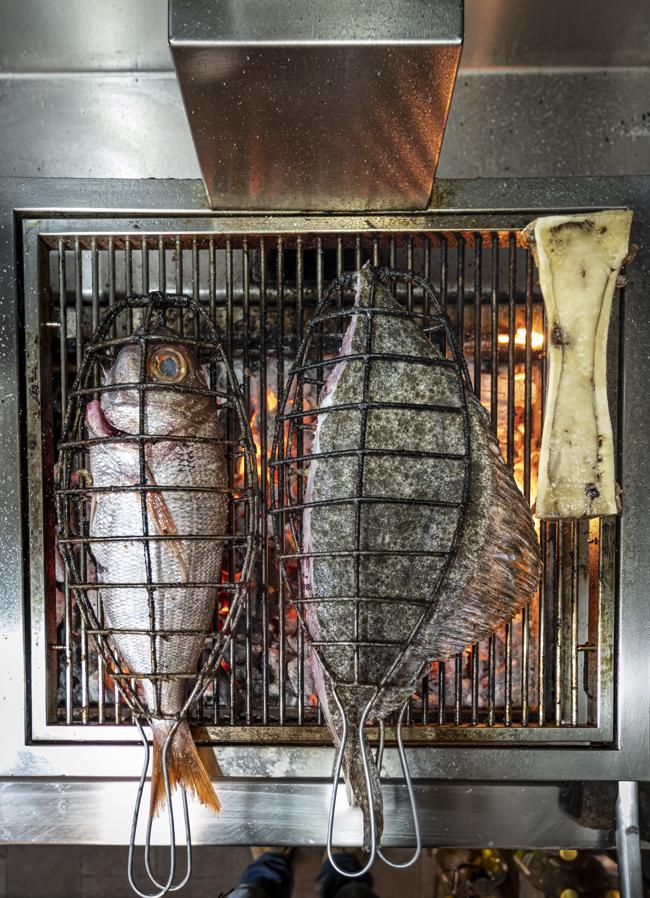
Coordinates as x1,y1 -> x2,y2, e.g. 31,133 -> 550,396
302,265 -> 540,846
86,329 -> 227,815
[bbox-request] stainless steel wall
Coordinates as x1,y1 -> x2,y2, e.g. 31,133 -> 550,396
0,0 -> 647,184
2,0 -> 648,73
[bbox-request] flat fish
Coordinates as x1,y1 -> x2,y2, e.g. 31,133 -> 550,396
302,266 -> 541,846
86,328 -> 227,815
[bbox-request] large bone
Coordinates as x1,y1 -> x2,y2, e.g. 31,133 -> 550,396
524,210 -> 633,519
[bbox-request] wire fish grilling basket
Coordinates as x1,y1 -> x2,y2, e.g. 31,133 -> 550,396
55,292 -> 259,898
271,266 -> 539,874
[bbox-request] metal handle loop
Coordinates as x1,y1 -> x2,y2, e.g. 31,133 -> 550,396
144,787 -> 192,893
326,686 -> 377,878
128,719 -> 192,898
376,701 -> 421,870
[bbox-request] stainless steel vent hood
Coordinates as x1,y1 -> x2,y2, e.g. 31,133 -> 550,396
169,0 -> 463,211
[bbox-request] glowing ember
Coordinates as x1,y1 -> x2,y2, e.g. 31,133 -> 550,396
235,388 -> 279,486
251,409 -> 263,479
267,388 -> 278,413
497,328 -> 544,351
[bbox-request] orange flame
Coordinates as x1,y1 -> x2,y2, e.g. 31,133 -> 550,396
235,388 -> 279,486
497,328 -> 544,351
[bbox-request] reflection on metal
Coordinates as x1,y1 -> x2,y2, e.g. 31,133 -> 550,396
1,70 -> 649,182
616,782 -> 643,898
169,0 -> 463,211
2,0 -> 649,74
461,0 -> 650,69
0,780 -> 619,847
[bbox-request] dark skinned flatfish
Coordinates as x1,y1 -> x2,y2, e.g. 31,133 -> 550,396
302,265 -> 540,847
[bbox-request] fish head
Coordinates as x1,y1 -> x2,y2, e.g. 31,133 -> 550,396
97,328 -> 215,437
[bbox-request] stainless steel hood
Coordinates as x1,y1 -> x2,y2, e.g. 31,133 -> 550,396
169,0 -> 463,211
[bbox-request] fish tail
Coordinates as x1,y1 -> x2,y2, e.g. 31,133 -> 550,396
150,719 -> 221,817
341,724 -> 384,852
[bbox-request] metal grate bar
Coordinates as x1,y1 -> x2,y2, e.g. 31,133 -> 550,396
276,237 -> 286,725
242,239 -> 253,727
295,237 -> 306,725
259,237 -> 270,725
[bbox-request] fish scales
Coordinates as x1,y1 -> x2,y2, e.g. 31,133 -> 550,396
86,329 -> 227,814
301,266 -> 541,847
89,429 -> 225,712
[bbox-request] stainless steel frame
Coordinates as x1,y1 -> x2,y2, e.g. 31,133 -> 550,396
1,177 -> 649,847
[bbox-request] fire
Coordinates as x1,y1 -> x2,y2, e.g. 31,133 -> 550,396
235,388 -> 279,486
481,344 -> 542,509
308,693 -> 318,708
251,408 -> 263,479
497,328 -> 544,351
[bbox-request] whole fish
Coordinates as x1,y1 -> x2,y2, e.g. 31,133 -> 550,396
302,265 -> 541,847
86,328 -> 227,815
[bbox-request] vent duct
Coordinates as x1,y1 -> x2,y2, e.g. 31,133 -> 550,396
169,0 -> 463,211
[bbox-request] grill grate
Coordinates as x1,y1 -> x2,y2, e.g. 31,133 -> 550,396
38,229 -> 617,738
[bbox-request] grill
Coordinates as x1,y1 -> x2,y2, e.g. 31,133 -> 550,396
30,226 -> 617,743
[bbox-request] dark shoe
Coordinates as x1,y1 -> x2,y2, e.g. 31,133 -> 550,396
316,850 -> 377,898
236,849 -> 294,898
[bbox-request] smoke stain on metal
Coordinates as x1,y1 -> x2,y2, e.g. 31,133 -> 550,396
428,181 -> 460,210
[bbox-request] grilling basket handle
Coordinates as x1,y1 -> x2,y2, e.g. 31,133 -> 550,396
128,718 -> 192,898
327,685 -> 422,876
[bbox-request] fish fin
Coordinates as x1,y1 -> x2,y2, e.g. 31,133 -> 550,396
150,719 -> 221,818
143,463 -> 190,581
85,399 -> 106,438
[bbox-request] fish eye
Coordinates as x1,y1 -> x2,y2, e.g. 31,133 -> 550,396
148,346 -> 188,384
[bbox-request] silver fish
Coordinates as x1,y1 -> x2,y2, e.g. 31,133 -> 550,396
302,266 -> 541,846
86,329 -> 227,815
